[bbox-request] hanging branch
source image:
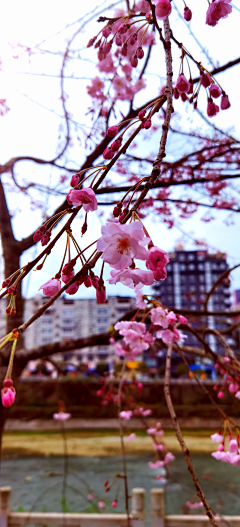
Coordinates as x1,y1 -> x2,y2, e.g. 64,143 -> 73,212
164,343 -> 219,527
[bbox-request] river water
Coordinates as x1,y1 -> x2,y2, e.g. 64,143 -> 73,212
0,454 -> 240,522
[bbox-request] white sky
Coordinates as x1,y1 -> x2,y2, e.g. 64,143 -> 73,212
0,0 -> 240,300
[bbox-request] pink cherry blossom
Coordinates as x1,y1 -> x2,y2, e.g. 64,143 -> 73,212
126,433 -> 136,442
150,307 -> 169,329
164,452 -> 175,464
235,391 -> 240,400
109,268 -> 154,289
155,0 -> 172,20
53,412 -> 71,421
221,94 -> 231,109
206,0 -> 232,27
97,221 -> 150,270
148,460 -> 163,469
115,320 -> 153,354
175,74 -> 191,94
200,72 -> 212,88
209,84 -> 222,98
207,99 -> 219,117
146,246 -> 169,280
119,410 -> 133,420
136,289 -> 147,309
39,278 -> 61,297
1,379 -> 16,408
153,442 -> 165,451
62,269 -> 74,284
211,432 -> 223,442
66,188 -> 97,212
87,494 -> 94,500
157,328 -> 181,344
166,311 -> 177,325
98,501 -> 105,509
66,281 -> 79,295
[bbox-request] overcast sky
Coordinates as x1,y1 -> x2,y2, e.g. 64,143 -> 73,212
0,0 -> 240,300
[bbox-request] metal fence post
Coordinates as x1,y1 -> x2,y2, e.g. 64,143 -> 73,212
0,487 -> 11,527
151,489 -> 164,527
131,488 -> 145,527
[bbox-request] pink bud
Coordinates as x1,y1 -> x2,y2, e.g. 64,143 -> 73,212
173,88 -> 179,99
131,56 -> 138,68
107,125 -> 118,138
121,43 -> 128,57
111,500 -> 118,508
200,72 -> 212,88
138,109 -> 146,120
217,391 -> 224,399
103,147 -> 114,160
112,138 -> 122,152
2,278 -> 11,288
221,94 -> 231,110
137,47 -> 144,59
129,33 -> 137,46
102,26 -> 111,38
87,37 -> 96,48
207,99 -> 219,117
175,74 -> 191,94
96,286 -> 106,304
184,7 -> 192,21
70,174 -> 80,187
209,84 -> 221,99
84,276 -> 92,288
218,443 -> 224,452
155,0 -> 172,20
181,93 -> 188,102
33,226 -> 45,243
41,230 -> 51,246
1,379 -> 16,408
142,120 -> 151,129
115,34 -> 123,46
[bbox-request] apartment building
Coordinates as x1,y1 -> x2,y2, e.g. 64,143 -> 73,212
22,295 -> 135,363
153,249 -> 233,353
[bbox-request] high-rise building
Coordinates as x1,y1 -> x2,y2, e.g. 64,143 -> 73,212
153,250 -> 233,353
8,295 -> 135,363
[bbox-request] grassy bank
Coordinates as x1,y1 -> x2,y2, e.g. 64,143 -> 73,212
2,429 -> 216,458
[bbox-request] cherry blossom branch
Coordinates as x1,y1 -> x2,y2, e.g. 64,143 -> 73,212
203,264 -> 240,311
164,343 -> 219,527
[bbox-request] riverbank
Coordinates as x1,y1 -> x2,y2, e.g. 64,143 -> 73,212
2,428 -> 216,458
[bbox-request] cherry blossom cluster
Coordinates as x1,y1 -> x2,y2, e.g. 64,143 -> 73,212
213,356 -> 240,400
120,410 -> 175,480
112,304 -> 187,360
174,68 -> 230,118
211,432 -> 240,466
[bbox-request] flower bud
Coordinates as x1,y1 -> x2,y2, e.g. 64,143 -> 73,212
70,174 -> 80,187
138,109 -> 146,120
112,138 -> 122,152
137,47 -> 144,59
1,379 -> 16,408
2,278 -> 11,288
102,26 -> 112,38
184,7 -> 192,21
221,94 -> 230,110
103,147 -> 114,160
131,56 -> 138,68
107,125 -> 118,137
115,34 -> 123,46
200,72 -> 212,88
